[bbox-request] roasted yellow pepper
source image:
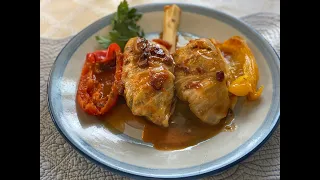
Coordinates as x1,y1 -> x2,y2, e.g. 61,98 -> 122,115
217,36 -> 263,100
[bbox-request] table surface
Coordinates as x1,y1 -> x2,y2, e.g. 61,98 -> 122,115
40,1 -> 280,179
40,0 -> 280,39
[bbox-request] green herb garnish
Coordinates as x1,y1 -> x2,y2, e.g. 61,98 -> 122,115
96,0 -> 145,50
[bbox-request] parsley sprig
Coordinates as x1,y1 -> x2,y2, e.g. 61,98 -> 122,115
96,0 -> 145,50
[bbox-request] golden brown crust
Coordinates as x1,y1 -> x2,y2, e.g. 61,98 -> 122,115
122,37 -> 176,127
173,38 -> 231,125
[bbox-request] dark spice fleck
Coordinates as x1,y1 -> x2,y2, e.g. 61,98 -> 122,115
137,58 -> 149,68
216,71 -> 224,82
196,67 -> 205,74
153,47 -> 165,57
150,71 -> 168,90
175,64 -> 190,74
138,51 -> 150,68
136,38 -> 148,51
162,55 -> 173,65
136,37 -> 173,68
141,51 -> 150,60
124,60 -> 130,65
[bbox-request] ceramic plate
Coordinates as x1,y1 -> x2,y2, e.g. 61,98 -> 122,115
47,3 -> 280,179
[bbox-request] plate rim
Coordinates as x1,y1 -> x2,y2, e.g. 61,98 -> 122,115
47,2 -> 280,179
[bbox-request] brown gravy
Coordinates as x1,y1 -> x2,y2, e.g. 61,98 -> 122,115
99,96 -> 236,150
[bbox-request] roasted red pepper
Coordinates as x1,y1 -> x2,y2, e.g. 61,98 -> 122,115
152,39 -> 172,51
77,43 -> 123,115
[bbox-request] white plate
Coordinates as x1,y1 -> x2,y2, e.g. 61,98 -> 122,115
48,3 -> 280,179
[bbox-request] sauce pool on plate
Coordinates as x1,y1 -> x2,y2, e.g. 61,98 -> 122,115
99,96 -> 236,150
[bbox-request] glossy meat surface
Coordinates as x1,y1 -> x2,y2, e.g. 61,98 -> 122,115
173,38 -> 231,125
122,37 -> 175,127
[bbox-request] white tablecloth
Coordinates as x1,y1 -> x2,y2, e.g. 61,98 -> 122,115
40,0 -> 280,39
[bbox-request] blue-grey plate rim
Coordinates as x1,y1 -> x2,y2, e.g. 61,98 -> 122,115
47,3 -> 280,179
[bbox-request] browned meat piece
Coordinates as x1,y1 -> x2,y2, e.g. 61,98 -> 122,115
122,37 -> 176,127
173,38 -> 231,125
